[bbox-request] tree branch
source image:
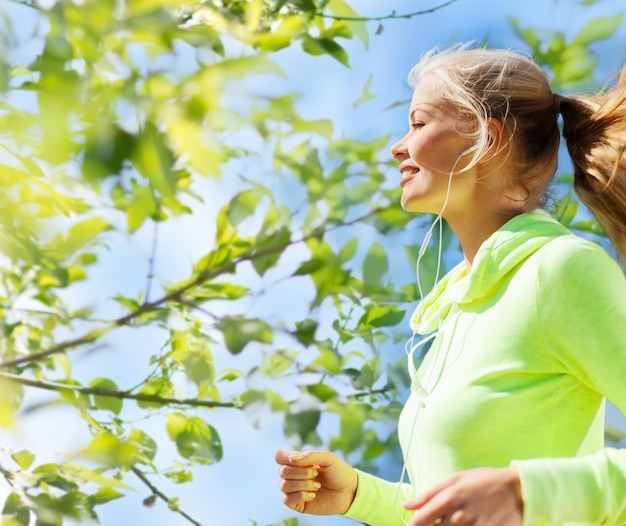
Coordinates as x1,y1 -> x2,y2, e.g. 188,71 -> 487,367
0,371 -> 240,409
0,203 -> 395,370
3,0 -> 42,10
349,386 -> 394,399
131,466 -> 203,526
317,0 -> 460,22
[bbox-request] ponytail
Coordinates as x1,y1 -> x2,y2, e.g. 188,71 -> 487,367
558,66 -> 626,263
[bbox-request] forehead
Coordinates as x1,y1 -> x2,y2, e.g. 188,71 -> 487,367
409,75 -> 452,116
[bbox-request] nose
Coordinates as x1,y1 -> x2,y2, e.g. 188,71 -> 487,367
390,135 -> 408,160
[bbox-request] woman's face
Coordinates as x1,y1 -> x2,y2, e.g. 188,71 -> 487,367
391,75 -> 477,214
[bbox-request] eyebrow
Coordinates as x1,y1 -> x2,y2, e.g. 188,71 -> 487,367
409,105 -> 437,122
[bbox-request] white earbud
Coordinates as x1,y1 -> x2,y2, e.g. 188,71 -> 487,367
460,141 -> 482,156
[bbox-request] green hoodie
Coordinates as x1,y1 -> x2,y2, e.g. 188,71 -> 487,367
343,209 -> 626,526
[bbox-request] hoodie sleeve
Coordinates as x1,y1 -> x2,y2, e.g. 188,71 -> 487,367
513,237 -> 626,525
341,470 -> 414,525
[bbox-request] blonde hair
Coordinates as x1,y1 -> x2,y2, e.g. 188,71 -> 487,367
409,44 -> 626,262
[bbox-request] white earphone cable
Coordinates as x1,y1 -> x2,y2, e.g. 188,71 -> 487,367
394,144 -> 479,523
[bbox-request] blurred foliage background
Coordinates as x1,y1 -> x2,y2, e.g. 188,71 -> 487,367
0,0 -> 624,525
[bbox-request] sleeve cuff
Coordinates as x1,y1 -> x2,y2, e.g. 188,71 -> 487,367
341,469 -> 414,526
512,450 -> 626,525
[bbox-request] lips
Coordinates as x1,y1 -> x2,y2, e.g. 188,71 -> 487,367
399,164 -> 420,188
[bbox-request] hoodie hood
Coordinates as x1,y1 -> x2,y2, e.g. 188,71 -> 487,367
410,209 -> 572,333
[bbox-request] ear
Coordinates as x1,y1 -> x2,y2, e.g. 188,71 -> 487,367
484,117 -> 507,157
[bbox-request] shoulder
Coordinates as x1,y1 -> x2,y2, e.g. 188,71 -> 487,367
534,234 -> 626,305
536,234 -> 622,278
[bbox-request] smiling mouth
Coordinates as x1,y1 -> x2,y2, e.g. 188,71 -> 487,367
400,167 -> 420,187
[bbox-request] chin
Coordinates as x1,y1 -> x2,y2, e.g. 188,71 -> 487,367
400,195 -> 425,213
401,198 -> 440,215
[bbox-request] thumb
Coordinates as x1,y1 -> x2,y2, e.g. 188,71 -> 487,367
288,450 -> 337,468
275,448 -> 304,465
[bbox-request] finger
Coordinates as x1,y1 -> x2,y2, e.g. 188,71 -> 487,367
275,449 -> 324,468
406,490 -> 457,526
275,448 -> 301,465
287,450 -> 335,468
279,464 -> 319,481
280,478 -> 322,494
442,509 -> 468,526
404,475 -> 456,510
282,490 -> 317,511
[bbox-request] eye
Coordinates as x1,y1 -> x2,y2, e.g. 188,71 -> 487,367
411,122 -> 425,129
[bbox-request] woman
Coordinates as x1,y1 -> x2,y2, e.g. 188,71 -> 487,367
276,45 -> 626,526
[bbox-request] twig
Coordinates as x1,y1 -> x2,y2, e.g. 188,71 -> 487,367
349,386 -> 393,399
144,221 -> 159,305
317,0 -> 460,22
0,329 -> 107,369
0,371 -> 239,409
3,0 -> 42,10
131,466 -> 203,526
178,297 -> 219,321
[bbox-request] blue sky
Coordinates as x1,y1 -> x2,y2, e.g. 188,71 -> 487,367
1,1 -> 626,525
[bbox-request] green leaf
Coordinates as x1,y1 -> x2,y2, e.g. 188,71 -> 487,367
165,413 -> 223,463
89,378 -> 123,415
11,450 -> 35,470
508,17 -> 541,51
217,368 -> 244,382
2,492 -> 30,525
339,238 -> 358,262
182,340 -> 215,386
331,403 -> 366,454
251,226 -> 291,276
0,379 -> 24,426
126,184 -> 157,233
362,241 -> 388,291
325,0 -> 369,47
164,469 -> 193,484
83,123 -> 136,180
132,124 -> 176,198
137,377 -> 175,409
605,424 -> 626,443
128,428 -> 158,464
358,305 -> 405,328
353,74 -> 374,108
261,350 -> 296,377
572,15 -> 624,46
307,384 -> 336,402
187,282 -> 249,301
90,487 -> 124,506
80,433 -> 139,467
60,217 -> 110,256
285,409 -> 320,445
302,35 -> 350,66
227,190 -> 260,227
293,318 -> 317,345
60,463 -> 133,491
556,198 -> 578,227
219,316 -> 273,355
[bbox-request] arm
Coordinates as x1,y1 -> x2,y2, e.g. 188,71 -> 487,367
342,469 -> 415,526
512,239 -> 626,524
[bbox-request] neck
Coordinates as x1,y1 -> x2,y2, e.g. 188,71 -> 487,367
448,208 -> 523,273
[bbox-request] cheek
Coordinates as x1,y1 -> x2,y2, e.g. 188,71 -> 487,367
408,134 -> 455,174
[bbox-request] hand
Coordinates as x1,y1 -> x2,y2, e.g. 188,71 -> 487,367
275,449 -> 358,516
404,467 -> 523,526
